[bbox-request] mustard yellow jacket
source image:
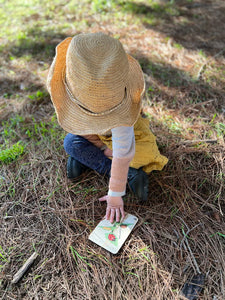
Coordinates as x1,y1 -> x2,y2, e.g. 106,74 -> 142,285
98,116 -> 168,174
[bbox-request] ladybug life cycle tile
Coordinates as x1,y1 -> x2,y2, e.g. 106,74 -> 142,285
88,214 -> 138,254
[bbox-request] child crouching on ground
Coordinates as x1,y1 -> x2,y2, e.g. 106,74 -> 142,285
47,32 -> 168,223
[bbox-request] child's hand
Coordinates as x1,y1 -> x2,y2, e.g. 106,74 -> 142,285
104,147 -> 113,158
99,195 -> 125,223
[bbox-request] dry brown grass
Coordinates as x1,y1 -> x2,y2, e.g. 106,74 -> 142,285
1,1 -> 225,299
1,138 -> 224,299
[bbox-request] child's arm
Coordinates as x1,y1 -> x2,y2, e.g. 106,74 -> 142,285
100,126 -> 135,222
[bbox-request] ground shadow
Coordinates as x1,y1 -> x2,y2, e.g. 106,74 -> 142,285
119,0 -> 225,56
135,52 -> 224,114
3,28 -> 69,62
0,29 -> 70,120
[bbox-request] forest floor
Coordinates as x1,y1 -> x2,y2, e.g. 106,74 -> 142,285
0,1 -> 225,299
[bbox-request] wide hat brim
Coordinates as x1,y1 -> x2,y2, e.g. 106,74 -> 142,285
47,37 -> 145,135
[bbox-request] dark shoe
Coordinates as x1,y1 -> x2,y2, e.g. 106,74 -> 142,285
128,167 -> 149,201
66,156 -> 88,179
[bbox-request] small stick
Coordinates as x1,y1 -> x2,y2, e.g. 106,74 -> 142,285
12,252 -> 38,284
176,217 -> 201,274
183,236 -> 201,274
180,223 -> 201,248
181,139 -> 217,145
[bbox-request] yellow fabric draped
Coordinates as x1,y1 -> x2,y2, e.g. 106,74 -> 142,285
98,116 -> 168,174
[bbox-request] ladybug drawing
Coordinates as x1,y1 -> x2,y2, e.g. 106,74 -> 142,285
108,234 -> 116,241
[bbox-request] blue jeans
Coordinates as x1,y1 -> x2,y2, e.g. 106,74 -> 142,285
64,134 -> 112,176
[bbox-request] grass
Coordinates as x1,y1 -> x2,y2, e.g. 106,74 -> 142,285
0,0 -> 225,299
0,141 -> 25,164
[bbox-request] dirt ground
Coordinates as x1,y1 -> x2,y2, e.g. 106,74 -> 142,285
0,1 -> 225,299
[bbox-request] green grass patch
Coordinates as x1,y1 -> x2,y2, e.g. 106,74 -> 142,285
0,142 -> 25,164
28,89 -> 49,102
1,113 -> 64,166
159,115 -> 183,134
1,113 -> 63,143
70,246 -> 93,268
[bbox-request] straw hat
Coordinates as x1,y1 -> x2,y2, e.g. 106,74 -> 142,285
47,32 -> 145,135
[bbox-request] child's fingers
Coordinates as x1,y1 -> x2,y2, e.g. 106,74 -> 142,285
120,207 -> 125,220
116,209 -> 121,222
110,208 -> 115,223
104,148 -> 113,157
105,207 -> 111,220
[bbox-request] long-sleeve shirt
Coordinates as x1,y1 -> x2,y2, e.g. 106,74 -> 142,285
83,126 -> 135,196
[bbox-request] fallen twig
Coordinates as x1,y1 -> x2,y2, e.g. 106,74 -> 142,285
12,252 -> 39,284
176,217 -> 201,274
181,139 -> 217,146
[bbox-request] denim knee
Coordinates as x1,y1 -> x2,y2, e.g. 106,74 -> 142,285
63,133 -> 111,176
64,134 -> 89,156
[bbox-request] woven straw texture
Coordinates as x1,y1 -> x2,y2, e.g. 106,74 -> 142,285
47,32 -> 145,135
